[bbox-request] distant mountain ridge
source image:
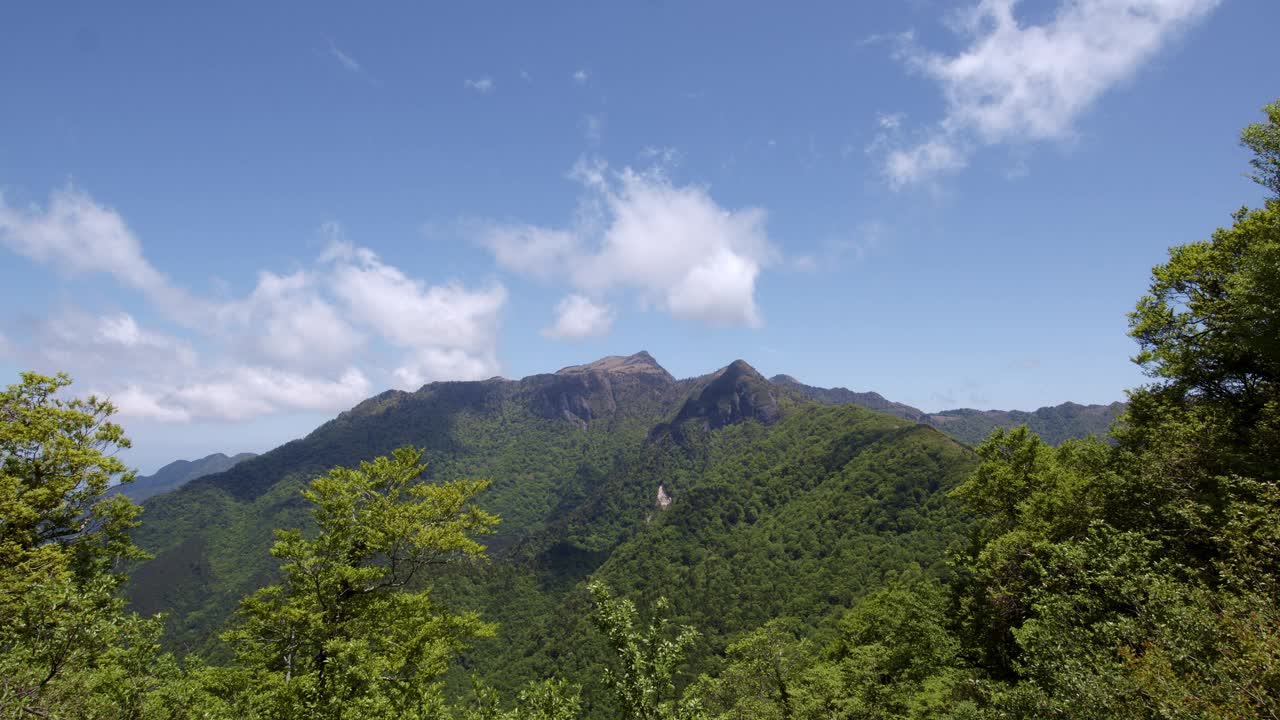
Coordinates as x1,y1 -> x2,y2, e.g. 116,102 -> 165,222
110,452 -> 257,503
770,374 -> 1124,445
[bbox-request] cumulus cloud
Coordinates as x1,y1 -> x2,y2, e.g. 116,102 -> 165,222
217,270 -> 362,370
33,311 -> 199,378
464,76 -> 494,94
572,69 -> 589,85
543,294 -> 614,340
1,188 -> 509,421
13,308 -> 373,424
479,160 -> 774,332
111,367 -> 372,423
392,348 -> 499,389
324,241 -> 505,369
879,0 -> 1220,188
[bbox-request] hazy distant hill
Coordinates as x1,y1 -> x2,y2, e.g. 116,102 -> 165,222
108,452 -> 257,503
770,374 -> 1124,445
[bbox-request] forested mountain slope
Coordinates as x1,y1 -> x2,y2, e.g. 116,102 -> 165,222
125,353 -> 976,714
128,351 -> 688,651
127,351 -> 1098,700
450,399 -> 975,713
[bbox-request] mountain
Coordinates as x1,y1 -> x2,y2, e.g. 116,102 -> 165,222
124,352 -> 1111,713
128,351 -> 690,648
921,401 -> 1126,446
108,452 -> 257,503
771,374 -> 1124,445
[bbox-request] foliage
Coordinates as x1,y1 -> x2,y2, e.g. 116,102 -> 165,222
683,619 -> 812,720
462,677 -> 583,720
937,110 -> 1280,713
217,447 -> 498,719
0,372 -> 168,719
588,581 -> 703,720
1241,99 -> 1280,196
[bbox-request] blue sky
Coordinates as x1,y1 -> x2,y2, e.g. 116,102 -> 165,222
1,0 -> 1275,472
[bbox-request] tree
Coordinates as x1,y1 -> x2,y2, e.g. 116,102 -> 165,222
462,677 -> 582,720
0,371 -> 162,718
1241,99 -> 1280,197
684,619 -> 810,720
588,581 -> 703,720
935,99 -> 1280,718
220,447 -> 499,719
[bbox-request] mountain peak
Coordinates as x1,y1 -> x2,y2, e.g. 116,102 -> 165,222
556,351 -> 672,381
665,357 -> 780,432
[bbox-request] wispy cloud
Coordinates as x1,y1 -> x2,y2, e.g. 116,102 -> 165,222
464,76 -> 495,94
877,112 -> 905,130
584,114 -> 604,144
876,0 -> 1221,188
791,221 -> 886,273
328,41 -> 362,73
572,69 -> 589,85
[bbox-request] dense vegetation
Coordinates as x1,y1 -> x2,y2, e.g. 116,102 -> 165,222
2,100 -> 1277,718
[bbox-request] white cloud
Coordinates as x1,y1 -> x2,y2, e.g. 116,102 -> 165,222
884,137 -> 969,189
110,385 -> 194,423
464,76 -> 494,94
880,0 -> 1220,187
324,241 -> 506,386
34,311 -> 199,377
572,69 -> 589,85
16,309 -> 369,423
392,348 -> 499,389
107,366 -> 372,423
478,225 -> 579,282
326,243 -> 505,353
543,294 -> 614,340
478,160 -> 775,331
217,270 -> 362,370
1,188 -> 511,420
170,366 -> 371,421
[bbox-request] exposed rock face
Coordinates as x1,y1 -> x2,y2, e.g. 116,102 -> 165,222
669,359 -> 781,432
656,483 -> 672,509
532,351 -> 678,426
